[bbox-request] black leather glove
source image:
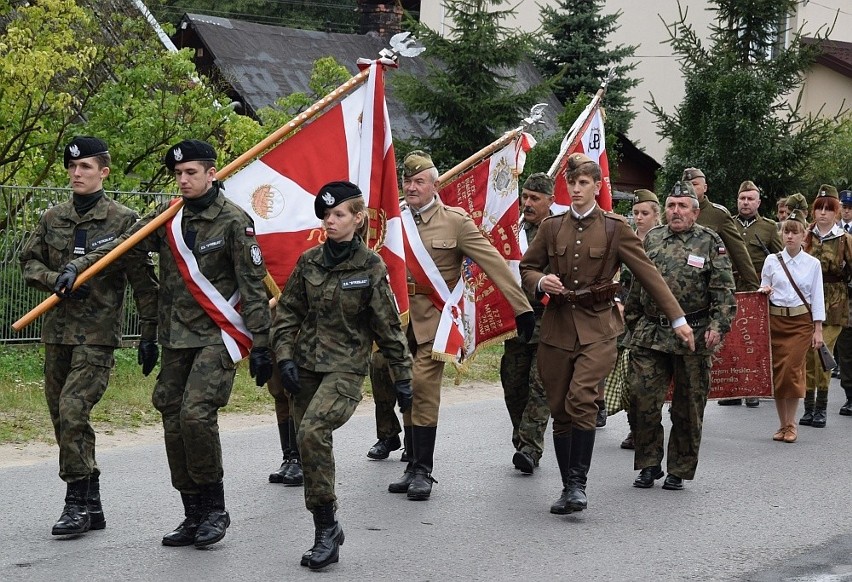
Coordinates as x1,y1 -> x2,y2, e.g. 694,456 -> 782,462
137,340 -> 159,377
515,311 -> 536,344
394,379 -> 413,413
53,264 -> 78,298
67,283 -> 91,301
249,347 -> 273,387
277,359 -> 301,395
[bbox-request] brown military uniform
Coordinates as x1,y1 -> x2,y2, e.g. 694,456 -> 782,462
520,207 -> 686,432
734,214 -> 782,276
697,196 -> 759,291
404,197 -> 531,427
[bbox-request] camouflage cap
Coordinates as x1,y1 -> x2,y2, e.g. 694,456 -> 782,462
787,209 -> 808,226
681,167 -> 706,182
840,190 -> 852,206
785,192 -> 808,211
816,184 -> 839,199
566,152 -> 595,170
668,181 -> 698,200
738,180 -> 760,194
64,136 -> 109,168
403,150 -> 435,178
633,189 -> 659,204
522,172 -> 554,196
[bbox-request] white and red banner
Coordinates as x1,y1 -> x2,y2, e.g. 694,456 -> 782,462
223,61 -> 408,317
552,106 -> 612,213
436,134 -> 534,363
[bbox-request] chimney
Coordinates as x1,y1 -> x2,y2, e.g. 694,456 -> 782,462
356,1 -> 403,39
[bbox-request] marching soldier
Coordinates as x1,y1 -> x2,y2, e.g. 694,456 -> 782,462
20,136 -> 158,537
628,181 -> 736,491
56,139 -> 273,548
520,154 -> 693,515
500,173 -> 554,474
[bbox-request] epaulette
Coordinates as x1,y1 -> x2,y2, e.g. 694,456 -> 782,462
603,211 -> 628,224
711,202 -> 732,216
759,216 -> 777,225
444,205 -> 469,218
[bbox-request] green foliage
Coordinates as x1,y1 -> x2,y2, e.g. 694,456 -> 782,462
392,0 -> 548,169
649,0 -> 846,208
533,0 -> 639,139
153,0 -> 359,32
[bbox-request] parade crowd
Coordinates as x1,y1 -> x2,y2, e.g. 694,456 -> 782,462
19,136 -> 851,570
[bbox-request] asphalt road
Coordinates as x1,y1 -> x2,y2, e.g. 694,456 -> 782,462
2,382 -> 851,582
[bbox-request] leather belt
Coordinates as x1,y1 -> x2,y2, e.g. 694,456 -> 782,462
646,308 -> 709,327
407,282 -> 434,296
769,304 -> 810,317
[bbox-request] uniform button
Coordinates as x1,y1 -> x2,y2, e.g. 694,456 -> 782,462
574,253 -> 579,258
576,240 -> 582,244
578,227 -> 583,232
573,267 -> 578,271
571,305 -> 576,309
442,242 -> 448,247
574,280 -> 579,285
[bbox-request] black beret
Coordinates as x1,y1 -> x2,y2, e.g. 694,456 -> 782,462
164,139 -> 217,171
64,136 -> 109,168
314,181 -> 363,219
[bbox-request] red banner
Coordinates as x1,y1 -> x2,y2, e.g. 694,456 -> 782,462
552,107 -> 612,213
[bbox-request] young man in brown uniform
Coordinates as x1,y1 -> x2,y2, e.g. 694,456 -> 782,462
520,153 -> 694,515
389,150 -> 535,500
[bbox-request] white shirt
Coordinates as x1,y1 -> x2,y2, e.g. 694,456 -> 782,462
761,248 -> 825,322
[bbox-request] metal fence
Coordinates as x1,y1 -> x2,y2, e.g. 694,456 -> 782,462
0,185 -> 172,344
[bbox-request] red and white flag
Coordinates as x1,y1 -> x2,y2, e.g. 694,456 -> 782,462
223,61 -> 408,317
436,133 -> 535,363
552,106 -> 612,213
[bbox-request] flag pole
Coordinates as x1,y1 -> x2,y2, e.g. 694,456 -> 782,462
13,33 -> 425,332
546,68 -> 615,178
439,103 -> 548,187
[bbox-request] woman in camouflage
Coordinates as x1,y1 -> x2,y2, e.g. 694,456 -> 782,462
801,186 -> 852,429
272,181 -> 412,571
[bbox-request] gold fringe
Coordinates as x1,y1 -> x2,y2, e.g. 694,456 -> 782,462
430,329 -> 519,384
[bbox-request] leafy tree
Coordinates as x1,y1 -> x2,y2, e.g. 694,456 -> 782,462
648,0 -> 846,207
153,0 -> 358,32
532,0 -> 638,139
392,0 -> 547,169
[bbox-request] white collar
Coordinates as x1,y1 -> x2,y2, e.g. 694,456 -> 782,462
571,203 -> 597,220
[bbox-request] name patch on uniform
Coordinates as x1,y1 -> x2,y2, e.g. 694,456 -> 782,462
198,238 -> 225,254
341,276 -> 369,290
245,226 -> 255,237
718,245 -> 727,255
250,244 -> 263,265
687,254 -> 705,268
90,233 -> 116,250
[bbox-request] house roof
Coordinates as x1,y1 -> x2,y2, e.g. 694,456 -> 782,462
175,13 -> 563,142
803,37 -> 852,79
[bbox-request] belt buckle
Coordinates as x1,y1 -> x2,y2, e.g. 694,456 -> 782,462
407,282 -> 416,295
658,315 -> 670,327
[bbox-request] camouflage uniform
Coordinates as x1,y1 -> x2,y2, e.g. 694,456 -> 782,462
500,219 -> 550,464
626,223 -> 736,480
369,350 -> 402,441
19,193 -> 158,482
71,186 -> 271,492
272,239 -> 411,510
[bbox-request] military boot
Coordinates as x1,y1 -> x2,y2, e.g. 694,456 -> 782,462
407,426 -> 437,501
87,473 -> 106,530
562,428 -> 595,512
549,433 -> 573,514
812,390 -> 828,428
194,482 -> 230,548
595,399 -> 607,428
841,387 -> 852,416
281,418 -> 303,486
388,426 -> 415,493
51,478 -> 91,535
799,390 -> 815,425
307,503 -> 344,570
162,492 -> 202,547
269,421 -> 293,483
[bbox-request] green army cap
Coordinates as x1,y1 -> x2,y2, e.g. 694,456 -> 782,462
682,167 -> 706,182
403,150 -> 435,178
816,184 -> 839,199
785,192 -> 808,211
522,172 -> 554,196
668,181 -> 697,200
787,209 -> 808,226
738,180 -> 760,194
633,189 -> 658,204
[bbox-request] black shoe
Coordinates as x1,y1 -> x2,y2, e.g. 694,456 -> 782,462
269,460 -> 289,483
388,470 -> 415,493
620,432 -> 635,450
52,479 -> 91,536
811,410 -> 827,428
633,465 -> 664,488
799,410 -> 814,426
162,492 -> 203,547
308,503 -> 344,570
87,474 -> 106,531
367,435 -> 402,460
400,449 -> 409,462
745,398 -> 760,408
407,470 -> 436,501
718,399 -> 742,406
840,400 -> 852,416
300,549 -> 312,567
194,482 -> 230,548
595,405 -> 607,428
662,474 -> 684,490
512,451 -> 535,475
550,487 -> 573,514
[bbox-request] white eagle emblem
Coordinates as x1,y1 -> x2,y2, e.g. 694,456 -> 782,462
322,192 -> 335,206
173,147 -> 183,162
69,145 -> 81,158
250,244 -> 263,266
